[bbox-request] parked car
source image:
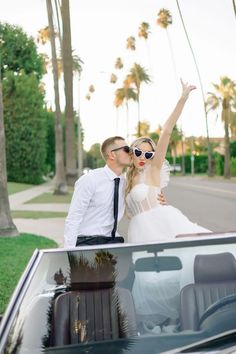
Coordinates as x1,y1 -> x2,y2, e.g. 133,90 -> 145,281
170,164 -> 181,172
1,232 -> 236,354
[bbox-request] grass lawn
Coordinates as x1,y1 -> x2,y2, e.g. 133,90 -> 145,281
0,233 -> 57,315
26,191 -> 73,204
7,182 -> 34,195
11,210 -> 67,218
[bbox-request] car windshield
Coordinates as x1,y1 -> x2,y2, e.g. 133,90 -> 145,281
1,236 -> 236,354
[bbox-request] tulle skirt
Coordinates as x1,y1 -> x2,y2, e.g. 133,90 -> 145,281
128,204 -> 210,244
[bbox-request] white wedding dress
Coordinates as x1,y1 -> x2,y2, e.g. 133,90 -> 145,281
126,161 -> 210,243
126,162 -> 211,325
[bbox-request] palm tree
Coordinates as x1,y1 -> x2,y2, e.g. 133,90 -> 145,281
88,84 -> 95,93
137,120 -> 150,136
0,43 -> 19,237
156,8 -> 186,174
61,0 -> 77,186
126,36 -> 136,51
176,0 -> 213,177
46,0 -> 67,194
110,73 -> 117,84
114,84 -> 137,141
156,9 -> 178,90
73,55 -> 83,178
138,22 -> 153,72
85,93 -> 91,100
126,63 -> 151,137
138,22 -> 150,40
169,125 -> 183,174
54,0 -> 62,45
206,77 -> 236,178
114,57 -> 123,70
85,84 -> 95,101
232,0 -> 236,18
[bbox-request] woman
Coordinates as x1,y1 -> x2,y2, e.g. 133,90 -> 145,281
126,80 -> 210,244
125,81 -> 211,329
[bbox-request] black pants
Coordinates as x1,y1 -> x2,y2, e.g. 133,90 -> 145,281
76,235 -> 124,246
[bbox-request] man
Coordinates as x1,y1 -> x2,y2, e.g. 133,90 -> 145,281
64,136 -> 131,247
64,136 -> 165,247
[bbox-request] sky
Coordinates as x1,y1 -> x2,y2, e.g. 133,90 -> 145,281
1,0 -> 236,150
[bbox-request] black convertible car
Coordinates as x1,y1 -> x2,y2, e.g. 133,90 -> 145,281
1,232 -> 236,354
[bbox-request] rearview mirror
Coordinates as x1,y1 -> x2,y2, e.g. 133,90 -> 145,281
135,256 -> 182,272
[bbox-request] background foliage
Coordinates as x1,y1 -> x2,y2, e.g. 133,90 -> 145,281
1,23 -> 49,184
3,72 -> 48,184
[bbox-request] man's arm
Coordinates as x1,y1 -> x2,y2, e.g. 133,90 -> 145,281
64,174 -> 95,247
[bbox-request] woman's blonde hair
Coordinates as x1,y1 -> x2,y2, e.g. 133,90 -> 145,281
125,137 -> 156,196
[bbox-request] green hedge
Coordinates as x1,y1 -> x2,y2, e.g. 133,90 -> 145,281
166,151 -> 236,176
166,155 -> 208,174
4,72 -> 48,184
231,157 -> 236,176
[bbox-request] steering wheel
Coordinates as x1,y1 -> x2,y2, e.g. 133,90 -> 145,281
199,294 -> 236,332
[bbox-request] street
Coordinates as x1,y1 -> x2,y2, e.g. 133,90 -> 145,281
164,176 -> 236,232
118,176 -> 236,239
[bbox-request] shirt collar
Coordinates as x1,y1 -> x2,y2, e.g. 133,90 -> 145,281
104,165 -> 125,181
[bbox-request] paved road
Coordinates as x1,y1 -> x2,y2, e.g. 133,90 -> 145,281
118,176 -> 236,238
164,176 -> 236,232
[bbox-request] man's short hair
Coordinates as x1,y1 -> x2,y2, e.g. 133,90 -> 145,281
100,136 -> 125,160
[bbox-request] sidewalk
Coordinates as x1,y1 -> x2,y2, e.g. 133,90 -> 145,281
9,182 -> 68,248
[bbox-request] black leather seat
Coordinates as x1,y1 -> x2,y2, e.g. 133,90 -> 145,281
52,286 -> 137,346
179,252 -> 236,331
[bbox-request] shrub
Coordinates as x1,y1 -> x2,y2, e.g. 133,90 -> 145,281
231,157 -> 236,176
4,72 -> 47,184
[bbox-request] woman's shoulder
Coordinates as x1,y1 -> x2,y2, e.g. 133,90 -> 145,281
144,160 -> 170,188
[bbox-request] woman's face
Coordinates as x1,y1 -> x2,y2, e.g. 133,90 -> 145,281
132,141 -> 155,170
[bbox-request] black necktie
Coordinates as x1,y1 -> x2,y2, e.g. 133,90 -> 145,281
111,177 -> 120,239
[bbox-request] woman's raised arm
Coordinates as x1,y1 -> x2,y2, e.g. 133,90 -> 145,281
151,80 -> 196,170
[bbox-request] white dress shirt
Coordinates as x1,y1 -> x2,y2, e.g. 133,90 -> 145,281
64,165 -> 126,247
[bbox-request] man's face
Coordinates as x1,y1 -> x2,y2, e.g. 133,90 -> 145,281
110,140 -> 131,167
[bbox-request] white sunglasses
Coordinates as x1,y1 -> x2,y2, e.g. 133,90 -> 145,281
133,147 -> 155,160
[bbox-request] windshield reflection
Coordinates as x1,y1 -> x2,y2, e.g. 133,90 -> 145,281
2,240 -> 236,354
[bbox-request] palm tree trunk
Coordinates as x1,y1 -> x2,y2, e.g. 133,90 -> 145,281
54,0 -> 62,46
165,27 -> 186,174
77,74 -> 83,178
115,108 -> 119,134
166,28 -> 179,94
125,101 -> 129,142
47,0 -> 67,194
176,0 -> 213,177
77,115 -> 83,178
232,0 -> 236,18
223,99 -> 231,178
172,146 -> 177,175
61,0 -> 77,185
137,95 -> 141,137
181,133 -> 186,175
0,78 -> 18,237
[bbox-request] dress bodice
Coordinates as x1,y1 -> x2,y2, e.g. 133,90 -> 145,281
126,183 -> 162,217
126,160 -> 170,217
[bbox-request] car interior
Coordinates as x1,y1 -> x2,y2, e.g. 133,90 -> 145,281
46,247 -> 236,352
180,252 -> 236,332
2,241 -> 236,354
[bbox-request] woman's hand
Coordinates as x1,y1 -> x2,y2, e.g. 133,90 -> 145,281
180,78 -> 196,100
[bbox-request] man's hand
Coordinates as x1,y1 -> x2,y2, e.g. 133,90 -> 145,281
158,191 -> 167,205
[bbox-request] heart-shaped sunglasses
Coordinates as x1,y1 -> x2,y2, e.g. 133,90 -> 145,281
133,147 -> 155,160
